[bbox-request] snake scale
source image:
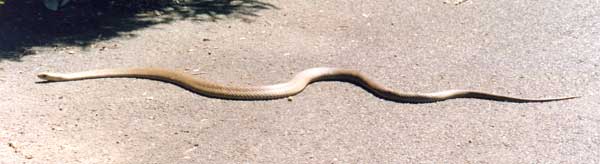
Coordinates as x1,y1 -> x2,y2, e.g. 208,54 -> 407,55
37,67 -> 577,103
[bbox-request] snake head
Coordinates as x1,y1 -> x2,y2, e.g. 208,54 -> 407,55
37,72 -> 67,81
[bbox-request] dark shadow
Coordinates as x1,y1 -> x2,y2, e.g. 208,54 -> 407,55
0,0 -> 276,61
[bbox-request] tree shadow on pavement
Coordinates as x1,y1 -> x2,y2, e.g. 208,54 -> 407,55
0,0 -> 276,61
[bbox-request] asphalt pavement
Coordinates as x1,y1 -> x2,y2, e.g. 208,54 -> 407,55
1,0 -> 598,163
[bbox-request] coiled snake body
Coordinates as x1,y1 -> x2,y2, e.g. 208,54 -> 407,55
37,67 -> 577,103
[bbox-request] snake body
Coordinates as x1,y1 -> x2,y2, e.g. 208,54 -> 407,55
37,67 -> 577,103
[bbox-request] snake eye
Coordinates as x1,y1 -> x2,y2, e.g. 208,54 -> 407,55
37,74 -> 49,79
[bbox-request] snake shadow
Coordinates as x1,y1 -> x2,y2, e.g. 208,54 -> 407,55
0,0 -> 277,61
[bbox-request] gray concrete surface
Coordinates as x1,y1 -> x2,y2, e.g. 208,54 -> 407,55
1,0 -> 599,163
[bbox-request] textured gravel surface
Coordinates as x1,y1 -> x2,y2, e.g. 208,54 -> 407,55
1,0 -> 599,163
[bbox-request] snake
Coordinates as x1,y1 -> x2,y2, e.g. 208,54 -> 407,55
36,67 -> 578,103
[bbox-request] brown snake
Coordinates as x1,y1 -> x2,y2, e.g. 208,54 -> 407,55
37,67 -> 577,103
